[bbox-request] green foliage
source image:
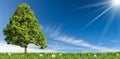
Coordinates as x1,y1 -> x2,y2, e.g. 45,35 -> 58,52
0,52 -> 120,59
3,3 -> 47,50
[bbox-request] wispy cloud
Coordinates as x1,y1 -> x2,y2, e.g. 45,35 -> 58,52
42,24 -> 120,52
55,36 -> 120,52
1,24 -> 119,53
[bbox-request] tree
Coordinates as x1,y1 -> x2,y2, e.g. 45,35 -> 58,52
3,3 -> 47,53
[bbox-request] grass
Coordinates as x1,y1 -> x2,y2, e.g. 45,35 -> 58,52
0,52 -> 120,59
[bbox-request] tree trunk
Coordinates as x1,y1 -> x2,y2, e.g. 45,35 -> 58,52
24,47 -> 27,54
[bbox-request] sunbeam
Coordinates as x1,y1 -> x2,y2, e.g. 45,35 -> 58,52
77,1 -> 110,9
93,5 -> 110,13
99,9 -> 117,43
81,6 -> 113,30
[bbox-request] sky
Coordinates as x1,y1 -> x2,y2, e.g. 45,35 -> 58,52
0,0 -> 120,52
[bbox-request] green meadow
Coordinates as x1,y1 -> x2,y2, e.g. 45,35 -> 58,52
0,52 -> 120,59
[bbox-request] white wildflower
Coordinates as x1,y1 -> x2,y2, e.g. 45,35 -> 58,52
94,54 -> 97,57
88,53 -> 91,56
8,53 -> 11,56
52,54 -> 56,58
59,53 -> 62,56
116,53 -> 119,56
39,54 -> 43,57
22,55 -> 24,57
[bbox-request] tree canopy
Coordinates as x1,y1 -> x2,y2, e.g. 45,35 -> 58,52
3,3 -> 47,53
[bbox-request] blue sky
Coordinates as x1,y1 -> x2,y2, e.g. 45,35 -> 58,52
0,0 -> 120,52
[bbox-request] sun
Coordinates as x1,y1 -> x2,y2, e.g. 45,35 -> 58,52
111,0 -> 120,7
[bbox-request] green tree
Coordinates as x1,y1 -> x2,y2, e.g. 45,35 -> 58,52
3,3 -> 47,53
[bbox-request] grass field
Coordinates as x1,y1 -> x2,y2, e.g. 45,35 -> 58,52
0,52 -> 120,59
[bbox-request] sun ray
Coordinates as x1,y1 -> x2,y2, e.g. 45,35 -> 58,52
99,9 -> 117,42
91,5 -> 110,14
81,6 -> 113,30
77,1 -> 110,10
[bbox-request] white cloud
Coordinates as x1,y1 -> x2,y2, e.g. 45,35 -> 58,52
53,35 -> 120,52
1,25 -> 120,53
0,42 -> 57,53
48,43 -> 83,50
42,25 -> 120,52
